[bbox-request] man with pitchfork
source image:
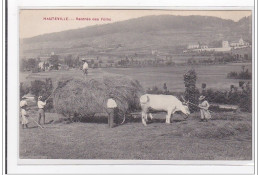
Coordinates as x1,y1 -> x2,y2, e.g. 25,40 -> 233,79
38,96 -> 47,125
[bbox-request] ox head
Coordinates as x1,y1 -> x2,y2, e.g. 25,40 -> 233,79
180,96 -> 190,116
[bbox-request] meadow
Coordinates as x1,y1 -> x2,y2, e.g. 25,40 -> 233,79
20,63 -> 252,92
20,110 -> 252,160
19,63 -> 253,160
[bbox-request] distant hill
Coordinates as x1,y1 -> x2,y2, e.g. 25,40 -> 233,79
20,15 -> 252,58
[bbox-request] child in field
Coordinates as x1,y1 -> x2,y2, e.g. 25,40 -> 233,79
21,105 -> 29,129
20,96 -> 29,129
198,95 -> 211,122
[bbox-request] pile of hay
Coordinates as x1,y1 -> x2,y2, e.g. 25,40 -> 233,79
53,76 -> 144,117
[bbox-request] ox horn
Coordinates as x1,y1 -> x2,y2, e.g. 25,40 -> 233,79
181,95 -> 186,102
181,95 -> 189,105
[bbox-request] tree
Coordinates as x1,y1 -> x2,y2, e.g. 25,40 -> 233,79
20,83 -> 30,99
20,59 -> 28,71
27,58 -> 37,70
30,78 -> 53,110
74,57 -> 81,68
49,55 -> 60,70
183,69 -> 199,112
64,54 -> 73,68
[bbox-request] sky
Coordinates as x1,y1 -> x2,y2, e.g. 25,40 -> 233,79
20,10 -> 252,39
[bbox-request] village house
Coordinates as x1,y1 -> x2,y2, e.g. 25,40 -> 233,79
185,38 -> 250,53
187,43 -> 200,50
230,38 -> 250,49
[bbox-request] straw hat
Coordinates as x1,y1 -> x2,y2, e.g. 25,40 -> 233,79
199,95 -> 205,101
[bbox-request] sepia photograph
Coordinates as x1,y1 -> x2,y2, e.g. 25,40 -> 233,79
19,9 -> 253,161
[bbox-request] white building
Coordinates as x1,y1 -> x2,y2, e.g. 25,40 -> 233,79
230,38 -> 250,48
222,41 -> 230,48
187,43 -> 200,49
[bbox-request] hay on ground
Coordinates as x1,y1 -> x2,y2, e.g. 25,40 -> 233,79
53,76 -> 144,117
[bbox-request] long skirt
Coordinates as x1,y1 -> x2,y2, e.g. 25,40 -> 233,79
21,115 -> 29,125
200,109 -> 211,120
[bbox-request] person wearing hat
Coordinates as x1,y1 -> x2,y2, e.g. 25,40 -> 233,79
106,97 -> 119,128
198,95 -> 211,122
20,96 -> 29,129
21,105 -> 29,129
37,96 -> 47,125
20,96 -> 28,108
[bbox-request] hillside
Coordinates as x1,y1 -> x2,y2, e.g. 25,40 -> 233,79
20,15 -> 252,58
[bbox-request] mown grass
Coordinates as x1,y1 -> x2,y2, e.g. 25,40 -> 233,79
19,64 -> 252,160
20,111 -> 252,160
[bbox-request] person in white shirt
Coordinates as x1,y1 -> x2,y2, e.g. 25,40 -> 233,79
198,95 -> 211,122
106,97 -> 118,128
82,60 -> 88,75
38,96 -> 47,125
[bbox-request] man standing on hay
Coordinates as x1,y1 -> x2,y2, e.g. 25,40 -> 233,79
198,95 -> 211,122
106,97 -> 119,128
38,96 -> 47,125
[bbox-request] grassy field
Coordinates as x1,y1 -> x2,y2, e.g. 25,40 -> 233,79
20,63 -> 252,92
19,63 -> 252,160
20,110 -> 252,160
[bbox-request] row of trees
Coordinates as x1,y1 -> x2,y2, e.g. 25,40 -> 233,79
227,66 -> 251,80
187,53 -> 247,65
20,55 -> 83,72
117,57 -> 175,67
146,69 -> 252,113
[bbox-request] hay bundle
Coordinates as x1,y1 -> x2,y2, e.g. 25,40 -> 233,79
53,76 -> 144,117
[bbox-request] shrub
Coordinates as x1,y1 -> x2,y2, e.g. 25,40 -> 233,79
206,89 -> 228,104
184,69 -> 199,112
49,55 -> 60,70
30,78 -> 53,111
227,71 -> 238,78
227,67 -> 251,80
20,83 -> 30,99
239,89 -> 252,112
204,86 -> 252,112
146,86 -> 164,94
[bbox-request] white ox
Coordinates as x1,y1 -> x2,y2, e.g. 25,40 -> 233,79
140,94 -> 190,126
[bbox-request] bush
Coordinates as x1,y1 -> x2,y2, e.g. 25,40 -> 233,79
227,67 -> 251,80
20,83 -> 30,99
146,86 -> 164,94
49,55 -> 60,70
204,86 -> 252,112
30,78 -> 53,111
239,89 -> 252,112
206,89 -> 228,104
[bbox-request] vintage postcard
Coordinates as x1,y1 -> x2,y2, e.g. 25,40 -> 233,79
19,9 -> 253,162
